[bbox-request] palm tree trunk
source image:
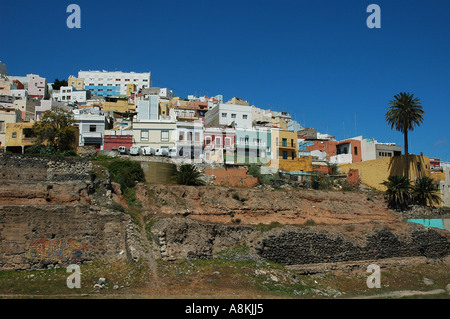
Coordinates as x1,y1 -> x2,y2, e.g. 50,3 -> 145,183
404,130 -> 409,179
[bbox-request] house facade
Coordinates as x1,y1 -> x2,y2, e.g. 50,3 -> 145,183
205,103 -> 252,129
204,127 -> 236,164
132,120 -> 176,152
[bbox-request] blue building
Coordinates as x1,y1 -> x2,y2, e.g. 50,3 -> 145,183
84,85 -> 121,97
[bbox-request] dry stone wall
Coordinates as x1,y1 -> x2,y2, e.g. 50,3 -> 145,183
150,217 -> 450,265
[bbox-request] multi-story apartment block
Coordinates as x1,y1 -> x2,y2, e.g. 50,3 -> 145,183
68,75 -> 85,91
78,70 -> 151,97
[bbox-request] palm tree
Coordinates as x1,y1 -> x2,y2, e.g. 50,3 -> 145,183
173,163 -> 205,186
385,92 -> 425,178
381,175 -> 412,211
411,176 -> 441,207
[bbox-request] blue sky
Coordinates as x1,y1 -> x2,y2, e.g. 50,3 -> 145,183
1,0 -> 449,160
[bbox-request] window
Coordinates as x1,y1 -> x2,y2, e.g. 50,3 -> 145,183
243,114 -> 248,119
215,137 -> 222,146
141,130 -> 149,140
0,121 -> 5,133
205,136 -> 212,145
89,125 -> 97,132
282,151 -> 288,160
231,114 -> 236,118
282,138 -> 287,147
354,146 -> 358,155
179,133 -> 184,141
12,132 -> 17,138
195,132 -> 200,142
225,137 -> 231,146
161,130 -> 169,141
222,113 -> 227,118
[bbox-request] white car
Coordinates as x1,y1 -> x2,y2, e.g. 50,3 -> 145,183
155,148 -> 168,156
168,148 -> 177,158
129,146 -> 140,156
141,146 -> 155,156
118,146 -> 128,155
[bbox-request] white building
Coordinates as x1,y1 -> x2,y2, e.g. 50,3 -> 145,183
35,100 -> 71,121
205,103 -> 252,129
78,70 -> 151,97
351,136 -> 402,161
175,120 -> 204,161
52,86 -> 88,104
136,96 -> 160,121
73,107 -> 106,150
10,89 -> 28,99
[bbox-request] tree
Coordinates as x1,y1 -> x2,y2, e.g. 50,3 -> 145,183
385,92 -> 425,178
32,107 -> 77,152
411,176 -> 441,207
173,164 -> 205,186
381,175 -> 412,211
52,78 -> 68,90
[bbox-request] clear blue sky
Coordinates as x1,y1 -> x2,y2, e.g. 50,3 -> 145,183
1,0 -> 449,160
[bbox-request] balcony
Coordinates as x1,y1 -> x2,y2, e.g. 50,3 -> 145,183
277,142 -> 296,149
83,132 -> 103,139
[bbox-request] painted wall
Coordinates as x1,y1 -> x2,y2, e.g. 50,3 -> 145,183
338,155 -> 431,191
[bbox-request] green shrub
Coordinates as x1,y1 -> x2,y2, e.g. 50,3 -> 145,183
104,159 -> 145,191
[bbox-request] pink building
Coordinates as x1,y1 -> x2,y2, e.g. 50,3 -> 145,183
27,74 -> 47,98
203,127 -> 236,163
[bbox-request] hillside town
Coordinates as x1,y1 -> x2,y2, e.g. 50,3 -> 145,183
0,62 -> 449,207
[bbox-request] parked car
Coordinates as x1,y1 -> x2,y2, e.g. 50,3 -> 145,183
168,148 -> 177,158
118,146 -> 129,155
155,148 -> 168,156
140,146 -> 155,156
129,146 -> 141,156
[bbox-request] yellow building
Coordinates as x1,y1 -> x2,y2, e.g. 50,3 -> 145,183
126,84 -> 136,97
338,155 -> 431,191
5,122 -> 35,152
0,107 -> 21,150
269,128 -> 311,172
68,76 -> 85,91
159,98 -> 172,119
102,97 -> 135,113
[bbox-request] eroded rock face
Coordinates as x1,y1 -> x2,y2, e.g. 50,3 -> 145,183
141,184 -> 399,226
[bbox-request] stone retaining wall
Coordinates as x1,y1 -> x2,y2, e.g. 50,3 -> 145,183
0,205 -> 133,270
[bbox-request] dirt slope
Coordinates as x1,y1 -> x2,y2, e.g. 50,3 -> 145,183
136,184 -> 398,226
